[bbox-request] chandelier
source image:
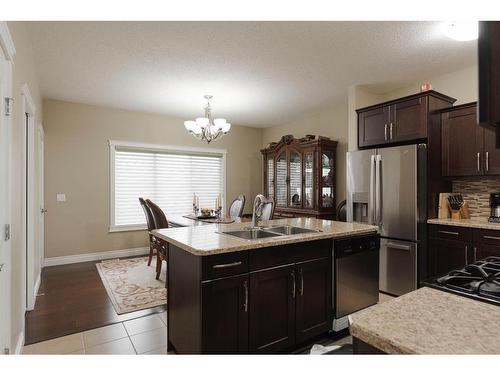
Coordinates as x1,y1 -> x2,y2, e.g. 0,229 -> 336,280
184,95 -> 231,143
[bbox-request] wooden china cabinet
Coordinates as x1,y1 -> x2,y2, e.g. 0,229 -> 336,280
261,135 -> 338,220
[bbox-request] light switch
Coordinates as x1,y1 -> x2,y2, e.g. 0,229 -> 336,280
56,193 -> 66,202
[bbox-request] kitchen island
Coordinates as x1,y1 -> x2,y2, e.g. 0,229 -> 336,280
349,287 -> 500,354
152,217 -> 378,354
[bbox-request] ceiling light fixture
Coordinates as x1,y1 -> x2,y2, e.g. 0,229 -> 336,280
184,95 -> 231,143
444,21 -> 478,41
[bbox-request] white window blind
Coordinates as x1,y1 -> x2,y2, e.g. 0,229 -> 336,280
110,142 -> 225,230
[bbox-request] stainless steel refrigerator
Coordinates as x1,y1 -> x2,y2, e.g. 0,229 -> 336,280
346,144 -> 427,296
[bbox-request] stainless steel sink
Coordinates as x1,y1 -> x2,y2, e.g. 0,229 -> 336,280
220,225 -> 319,241
263,225 -> 319,235
221,228 -> 283,240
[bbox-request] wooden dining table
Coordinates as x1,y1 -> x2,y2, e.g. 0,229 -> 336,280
167,214 -> 249,227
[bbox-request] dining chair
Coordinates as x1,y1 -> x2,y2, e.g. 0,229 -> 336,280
146,199 -> 169,280
139,197 -> 157,266
259,197 -> 275,221
228,194 -> 245,218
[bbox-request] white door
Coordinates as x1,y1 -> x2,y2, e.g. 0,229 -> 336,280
37,125 -> 45,273
0,47 -> 12,354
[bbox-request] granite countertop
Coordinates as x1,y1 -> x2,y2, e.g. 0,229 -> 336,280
349,287 -> 500,354
152,217 -> 378,256
427,217 -> 500,230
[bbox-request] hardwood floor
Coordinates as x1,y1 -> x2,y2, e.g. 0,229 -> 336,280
25,259 -> 167,345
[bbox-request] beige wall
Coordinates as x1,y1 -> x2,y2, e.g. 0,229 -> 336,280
7,22 -> 43,352
43,99 -> 263,259
379,65 -> 478,105
262,104 -> 348,204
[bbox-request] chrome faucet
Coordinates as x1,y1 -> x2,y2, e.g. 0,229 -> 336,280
251,194 -> 270,228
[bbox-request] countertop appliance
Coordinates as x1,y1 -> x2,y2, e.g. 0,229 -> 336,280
346,144 -> 427,296
489,193 -> 500,223
332,234 -> 380,331
423,256 -> 500,306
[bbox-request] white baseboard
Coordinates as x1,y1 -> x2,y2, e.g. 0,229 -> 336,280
15,331 -> 24,354
43,247 -> 150,267
27,272 -> 42,311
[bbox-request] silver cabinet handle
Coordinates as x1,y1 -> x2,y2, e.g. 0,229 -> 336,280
474,247 -> 477,262
386,242 -> 412,251
465,245 -> 468,265
384,124 -> 387,141
243,280 -> 248,313
290,270 -> 296,299
486,151 -> 489,172
483,235 -> 500,241
375,155 -> 382,226
212,261 -> 242,269
437,230 -> 459,236
298,268 -> 304,296
477,152 -> 481,172
390,123 -> 394,140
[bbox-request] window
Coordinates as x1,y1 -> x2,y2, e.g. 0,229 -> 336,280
109,141 -> 226,231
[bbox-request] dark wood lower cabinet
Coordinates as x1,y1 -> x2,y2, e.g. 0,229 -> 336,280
352,337 -> 385,354
202,274 -> 249,353
167,239 -> 336,354
429,237 -> 470,276
475,244 -> 500,260
295,258 -> 331,343
249,265 -> 296,353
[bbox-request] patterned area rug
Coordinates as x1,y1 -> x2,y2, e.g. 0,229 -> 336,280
96,256 -> 167,314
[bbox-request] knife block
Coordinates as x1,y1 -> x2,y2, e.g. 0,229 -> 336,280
450,209 -> 461,220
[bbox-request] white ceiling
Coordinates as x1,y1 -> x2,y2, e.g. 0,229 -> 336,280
26,21 -> 477,127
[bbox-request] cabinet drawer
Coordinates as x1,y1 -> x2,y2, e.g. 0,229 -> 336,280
202,251 -> 249,280
473,229 -> 500,245
428,224 -> 472,242
249,240 -> 331,271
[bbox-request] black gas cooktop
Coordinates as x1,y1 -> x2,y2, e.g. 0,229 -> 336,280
424,256 -> 500,306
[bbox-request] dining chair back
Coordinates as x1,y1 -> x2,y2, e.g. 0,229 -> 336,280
145,199 -> 169,280
259,197 -> 275,221
146,199 -> 169,229
139,197 -> 156,231
228,194 -> 245,217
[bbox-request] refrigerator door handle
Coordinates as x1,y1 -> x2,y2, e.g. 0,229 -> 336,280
375,155 -> 382,226
369,155 -> 376,225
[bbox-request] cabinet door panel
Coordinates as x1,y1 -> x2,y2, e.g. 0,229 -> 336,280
289,150 -> 302,208
429,238 -> 469,277
202,275 -> 249,353
303,151 -> 314,209
484,124 -> 500,175
358,106 -> 390,148
295,258 -> 331,342
249,265 -> 295,353
391,97 -> 427,142
441,106 -> 483,177
266,157 -> 275,199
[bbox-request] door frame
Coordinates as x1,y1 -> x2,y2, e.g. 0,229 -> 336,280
0,21 -> 15,354
37,123 -> 45,277
21,83 -> 37,311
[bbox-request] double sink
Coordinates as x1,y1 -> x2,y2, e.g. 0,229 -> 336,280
220,225 -> 320,240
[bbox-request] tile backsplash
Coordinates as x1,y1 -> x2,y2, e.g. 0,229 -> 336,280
452,179 -> 500,218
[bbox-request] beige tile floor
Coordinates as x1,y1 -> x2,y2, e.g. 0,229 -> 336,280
23,294 -> 395,355
23,312 -> 172,355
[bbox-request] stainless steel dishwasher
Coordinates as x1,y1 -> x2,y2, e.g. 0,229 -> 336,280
332,234 -> 380,332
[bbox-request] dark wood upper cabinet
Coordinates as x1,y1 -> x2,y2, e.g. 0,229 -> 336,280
357,91 -> 456,149
295,257 -> 331,343
261,135 -> 338,219
441,102 -> 500,177
358,106 -> 390,147
441,103 -> 483,177
391,97 -> 428,142
249,265 -> 296,353
478,21 -> 500,127
201,274 -> 249,353
483,124 -> 500,174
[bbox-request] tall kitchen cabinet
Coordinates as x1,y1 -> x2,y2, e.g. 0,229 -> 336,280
261,135 -> 338,219
357,90 -> 456,149
441,102 -> 500,177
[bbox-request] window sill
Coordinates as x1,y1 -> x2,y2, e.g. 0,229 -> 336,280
109,225 -> 147,233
